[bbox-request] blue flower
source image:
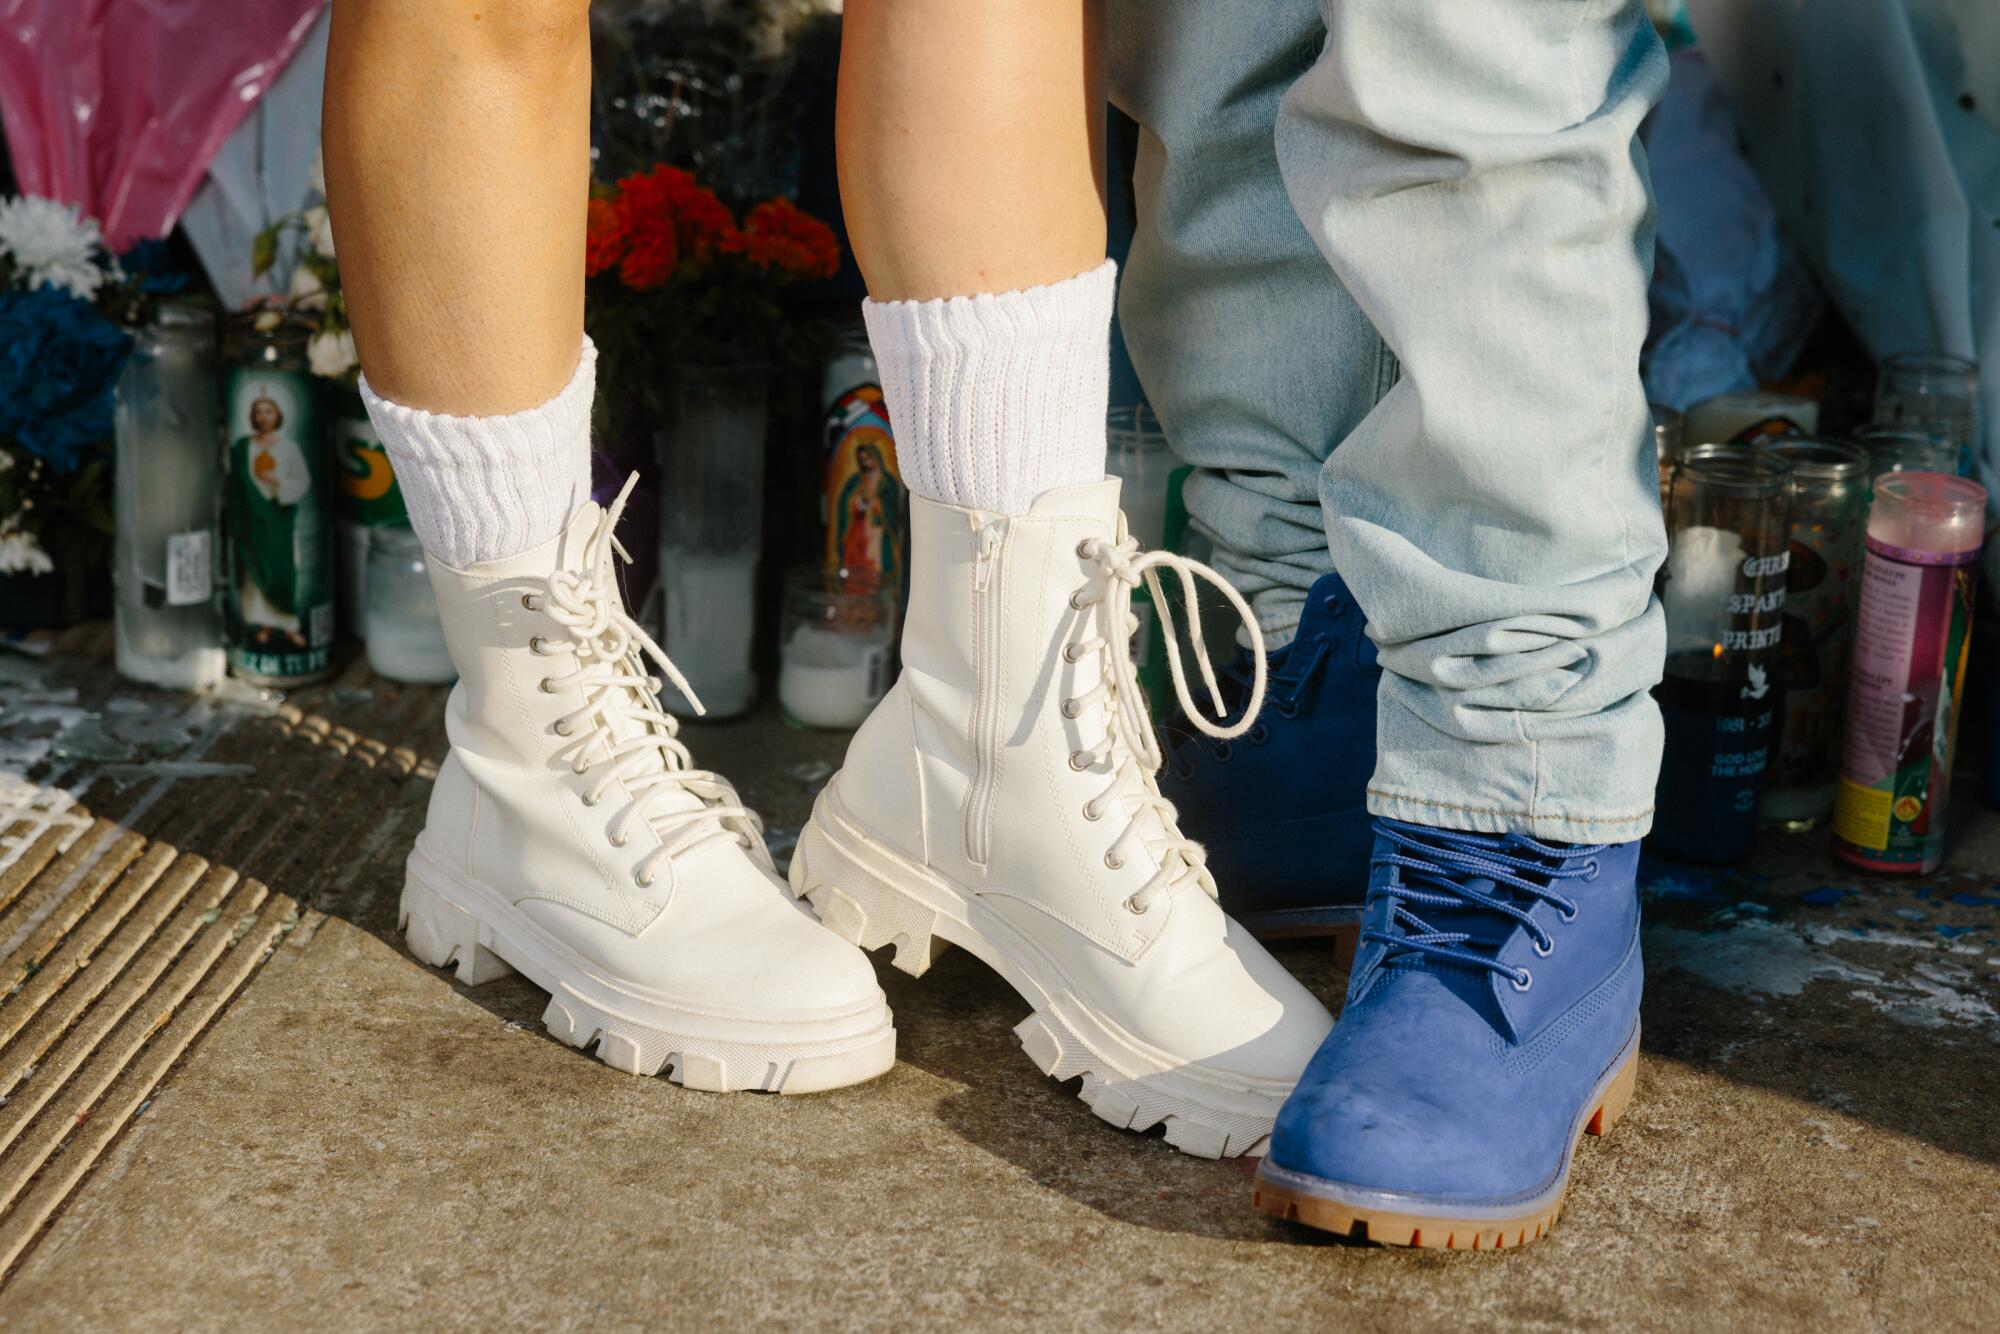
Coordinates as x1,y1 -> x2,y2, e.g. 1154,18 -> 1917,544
0,287 -> 132,474
116,238 -> 193,295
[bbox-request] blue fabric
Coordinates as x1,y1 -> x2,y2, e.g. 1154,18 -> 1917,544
1158,570 -> 1379,929
1266,823 -> 1642,1205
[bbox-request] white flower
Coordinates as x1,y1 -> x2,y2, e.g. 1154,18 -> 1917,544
0,521 -> 54,576
287,262 -> 328,312
308,327 -> 359,380
0,195 -> 106,300
303,204 -> 336,259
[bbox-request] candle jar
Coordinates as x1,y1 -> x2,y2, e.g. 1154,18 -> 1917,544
777,565 -> 896,730
1852,423 -> 1960,484
1106,406 -> 1190,718
1833,472 -> 1987,874
1685,390 -> 1819,446
1650,445 -> 1794,864
364,524 -> 455,684
1107,405 -> 1176,550
1651,403 -> 1685,510
1753,437 -> 1870,829
113,300 -> 226,690
822,330 -> 906,591
1873,351 -> 1979,476
656,363 -> 768,720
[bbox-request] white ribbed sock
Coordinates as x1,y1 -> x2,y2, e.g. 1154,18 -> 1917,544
862,259 -> 1114,516
359,339 -> 596,570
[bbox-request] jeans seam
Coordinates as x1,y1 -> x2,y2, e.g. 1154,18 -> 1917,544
1367,786 -> 1653,824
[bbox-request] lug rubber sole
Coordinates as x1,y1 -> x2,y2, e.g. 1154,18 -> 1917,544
400,852 -> 896,1094
790,786 -> 1293,1159
1250,1033 -> 1639,1249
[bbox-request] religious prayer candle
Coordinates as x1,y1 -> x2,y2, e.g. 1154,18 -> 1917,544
1832,471 -> 1988,874
222,314 -> 336,687
1753,437 -> 1870,830
777,565 -> 896,731
1650,446 -> 1793,865
114,301 -> 226,691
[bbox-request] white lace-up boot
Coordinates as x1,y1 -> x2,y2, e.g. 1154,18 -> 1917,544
402,478 -> 895,1093
790,479 -> 1331,1154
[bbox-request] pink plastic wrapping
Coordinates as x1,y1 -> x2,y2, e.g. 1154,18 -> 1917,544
0,0 -> 325,248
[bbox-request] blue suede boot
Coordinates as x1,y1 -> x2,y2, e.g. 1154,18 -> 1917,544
1253,819 -> 1641,1249
1157,571 -> 1380,942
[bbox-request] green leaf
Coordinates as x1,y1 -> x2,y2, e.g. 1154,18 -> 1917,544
251,227 -> 279,278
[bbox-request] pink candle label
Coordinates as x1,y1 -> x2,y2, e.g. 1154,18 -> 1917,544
1832,539 -> 1978,871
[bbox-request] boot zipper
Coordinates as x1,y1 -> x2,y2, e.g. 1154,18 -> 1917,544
964,517 -> 1008,867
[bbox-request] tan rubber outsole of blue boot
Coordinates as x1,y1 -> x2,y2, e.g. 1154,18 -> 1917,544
1251,1045 -> 1638,1250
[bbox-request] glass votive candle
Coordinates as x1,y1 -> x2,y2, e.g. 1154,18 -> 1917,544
1852,423 -> 1960,484
778,565 -> 897,730
1873,351 -> 1978,476
1652,402 -> 1685,512
365,524 -> 456,684
1107,404 -> 1174,550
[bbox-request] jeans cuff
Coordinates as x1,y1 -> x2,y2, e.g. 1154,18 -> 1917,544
1369,688 -> 1662,845
1365,786 -> 1653,845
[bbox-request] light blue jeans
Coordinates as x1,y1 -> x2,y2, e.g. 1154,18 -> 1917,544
1107,0 -> 1670,844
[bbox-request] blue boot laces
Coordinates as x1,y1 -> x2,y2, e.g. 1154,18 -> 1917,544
1364,818 -> 1608,991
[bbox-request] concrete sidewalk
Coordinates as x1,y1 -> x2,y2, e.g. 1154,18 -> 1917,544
1,633 -> 1996,1329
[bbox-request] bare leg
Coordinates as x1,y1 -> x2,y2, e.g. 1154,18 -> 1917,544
323,0 -> 589,415
836,0 -> 1106,302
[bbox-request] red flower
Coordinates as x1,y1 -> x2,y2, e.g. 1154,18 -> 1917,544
614,165 -> 738,270
737,198 -> 840,280
619,222 -> 678,291
584,197 -> 627,278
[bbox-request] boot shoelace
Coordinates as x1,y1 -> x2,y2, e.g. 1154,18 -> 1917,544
1364,817 -> 1606,991
1063,532 -> 1266,914
530,475 -> 762,887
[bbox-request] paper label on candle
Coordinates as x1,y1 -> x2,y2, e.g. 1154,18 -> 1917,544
165,530 -> 212,606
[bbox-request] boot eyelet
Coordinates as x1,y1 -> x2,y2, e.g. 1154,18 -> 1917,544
1559,903 -> 1579,923
529,636 -> 548,655
1082,802 -> 1101,822
1533,935 -> 1554,958
608,832 -> 628,848
521,594 -> 539,611
1583,859 -> 1601,881
1247,724 -> 1269,745
539,677 -> 558,694
1061,698 -> 1081,720
1123,894 -> 1147,914
1324,593 -> 1342,613
1075,539 -> 1094,560
1069,589 -> 1089,611
1104,850 -> 1125,870
1212,742 -> 1233,763
1173,763 -> 1196,783
1274,700 -> 1300,720
579,792 -> 598,807
1068,751 -> 1089,772
552,719 -> 573,737
636,872 -> 655,889
573,759 -> 591,775
1062,643 -> 1083,664
1510,968 -> 1533,992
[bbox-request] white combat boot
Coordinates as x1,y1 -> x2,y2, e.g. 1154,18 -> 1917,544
402,479 -> 895,1093
790,480 -> 1332,1155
